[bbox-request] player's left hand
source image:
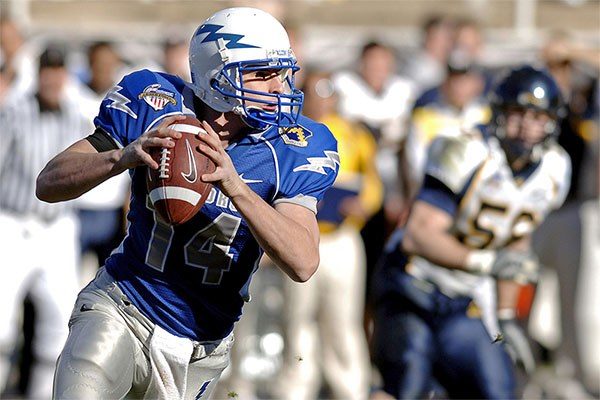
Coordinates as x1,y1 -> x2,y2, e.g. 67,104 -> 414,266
491,249 -> 540,284
498,317 -> 536,374
196,121 -> 244,198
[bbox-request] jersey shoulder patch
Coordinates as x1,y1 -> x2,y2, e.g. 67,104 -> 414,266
94,70 -> 186,146
271,115 -> 338,162
426,134 -> 489,194
267,116 -> 339,210
278,125 -> 313,148
287,117 -> 338,173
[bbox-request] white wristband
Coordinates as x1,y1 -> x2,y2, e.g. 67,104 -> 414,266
497,308 -> 517,320
465,250 -> 497,274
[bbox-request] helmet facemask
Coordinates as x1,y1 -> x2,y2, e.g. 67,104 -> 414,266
494,106 -> 557,167
211,57 -> 304,130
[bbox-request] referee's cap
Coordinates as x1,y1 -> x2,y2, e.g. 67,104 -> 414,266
39,43 -> 67,69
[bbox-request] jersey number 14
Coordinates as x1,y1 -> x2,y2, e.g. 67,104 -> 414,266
145,198 -> 241,285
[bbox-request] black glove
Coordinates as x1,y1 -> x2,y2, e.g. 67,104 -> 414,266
498,317 -> 536,374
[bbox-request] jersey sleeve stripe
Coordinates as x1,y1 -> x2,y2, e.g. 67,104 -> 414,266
273,194 -> 318,214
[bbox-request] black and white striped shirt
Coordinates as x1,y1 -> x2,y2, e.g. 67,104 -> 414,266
0,92 -> 93,221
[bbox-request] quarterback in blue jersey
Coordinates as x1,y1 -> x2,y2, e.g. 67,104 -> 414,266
371,66 -> 571,399
37,8 -> 338,400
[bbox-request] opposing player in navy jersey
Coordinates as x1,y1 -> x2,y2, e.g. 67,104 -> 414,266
36,8 -> 338,399
371,66 -> 571,399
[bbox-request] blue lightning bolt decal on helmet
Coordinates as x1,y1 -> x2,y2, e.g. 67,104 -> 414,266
188,8 -> 304,130
196,24 -> 259,50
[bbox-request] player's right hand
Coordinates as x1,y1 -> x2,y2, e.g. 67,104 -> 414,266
114,115 -> 185,171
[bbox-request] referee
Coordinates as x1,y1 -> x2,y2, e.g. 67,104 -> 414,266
0,44 -> 91,399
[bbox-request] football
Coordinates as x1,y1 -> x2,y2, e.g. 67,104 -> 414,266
146,115 -> 215,225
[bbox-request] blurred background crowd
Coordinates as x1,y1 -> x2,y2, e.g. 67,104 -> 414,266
0,0 -> 598,399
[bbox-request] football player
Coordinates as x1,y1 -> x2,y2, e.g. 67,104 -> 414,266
36,8 -> 338,399
371,65 -> 571,399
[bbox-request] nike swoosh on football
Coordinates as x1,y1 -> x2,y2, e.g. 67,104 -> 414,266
239,173 -> 263,184
181,139 -> 198,184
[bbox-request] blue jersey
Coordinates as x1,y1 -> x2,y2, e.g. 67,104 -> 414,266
95,70 -> 339,341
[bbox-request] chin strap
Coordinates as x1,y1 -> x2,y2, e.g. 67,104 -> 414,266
240,107 -> 277,131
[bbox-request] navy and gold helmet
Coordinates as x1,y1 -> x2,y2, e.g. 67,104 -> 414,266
489,65 -> 565,163
490,65 -> 564,121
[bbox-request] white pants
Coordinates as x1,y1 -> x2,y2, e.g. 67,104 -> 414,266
0,211 -> 79,399
54,268 -> 232,399
277,226 -> 370,400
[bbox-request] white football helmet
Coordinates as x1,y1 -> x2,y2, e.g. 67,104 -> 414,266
189,7 -> 303,130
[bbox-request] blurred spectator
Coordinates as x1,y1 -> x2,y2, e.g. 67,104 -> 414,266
454,18 -> 483,61
402,51 -> 489,198
162,37 -> 190,81
0,44 -> 89,399
333,40 -> 414,224
86,41 -> 123,95
76,41 -> 124,116
453,18 -> 495,95
0,64 -> 10,105
0,16 -> 35,101
333,40 -> 415,344
73,41 -> 130,281
277,71 -> 383,400
540,31 -> 600,201
334,41 -> 415,148
402,15 -> 455,94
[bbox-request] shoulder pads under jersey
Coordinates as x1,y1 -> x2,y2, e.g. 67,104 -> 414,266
542,142 -> 572,209
425,134 -> 489,194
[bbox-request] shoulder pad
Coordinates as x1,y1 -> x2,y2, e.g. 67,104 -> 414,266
542,142 -> 572,209
95,70 -> 186,146
543,142 -> 571,172
425,135 -> 489,194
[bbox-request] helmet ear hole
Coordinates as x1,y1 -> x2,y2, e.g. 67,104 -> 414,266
209,78 -> 220,90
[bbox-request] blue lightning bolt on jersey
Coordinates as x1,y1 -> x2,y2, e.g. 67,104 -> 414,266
94,69 -> 338,341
